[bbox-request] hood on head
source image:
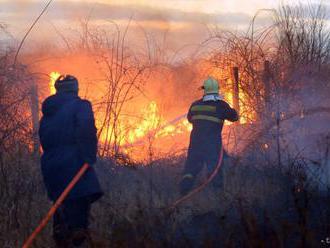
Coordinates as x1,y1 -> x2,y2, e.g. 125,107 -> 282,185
55,75 -> 79,94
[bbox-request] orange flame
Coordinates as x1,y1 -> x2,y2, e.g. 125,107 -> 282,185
49,71 -> 60,95
47,70 -> 253,161
98,101 -> 192,147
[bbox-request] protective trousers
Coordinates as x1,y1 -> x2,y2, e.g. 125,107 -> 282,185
180,146 -> 224,195
53,196 -> 91,247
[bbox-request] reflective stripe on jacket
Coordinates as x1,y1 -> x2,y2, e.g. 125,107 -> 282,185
187,98 -> 238,153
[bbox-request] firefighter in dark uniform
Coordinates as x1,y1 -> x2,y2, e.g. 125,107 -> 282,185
180,76 -> 239,195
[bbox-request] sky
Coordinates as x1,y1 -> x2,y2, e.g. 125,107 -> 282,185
0,0 -> 277,27
0,0 -> 329,52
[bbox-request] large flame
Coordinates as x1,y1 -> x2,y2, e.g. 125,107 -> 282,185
98,101 -> 192,147
127,101 -> 162,143
47,70 -> 252,161
126,101 -> 192,142
48,71 -> 192,156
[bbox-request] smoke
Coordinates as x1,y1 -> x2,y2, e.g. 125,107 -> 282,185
5,0 -> 330,162
0,0 -> 272,52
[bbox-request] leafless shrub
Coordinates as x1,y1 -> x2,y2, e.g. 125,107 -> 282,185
1,2 -> 330,247
71,20 -> 152,158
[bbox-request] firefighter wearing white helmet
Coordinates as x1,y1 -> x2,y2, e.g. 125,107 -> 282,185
179,76 -> 239,195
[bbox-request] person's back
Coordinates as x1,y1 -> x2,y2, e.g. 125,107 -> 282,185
180,76 -> 238,195
188,97 -> 238,150
39,75 -> 102,247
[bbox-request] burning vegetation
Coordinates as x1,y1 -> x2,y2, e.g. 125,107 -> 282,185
1,1 -> 330,247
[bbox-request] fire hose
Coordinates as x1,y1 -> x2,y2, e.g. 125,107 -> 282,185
22,114 -> 225,246
22,163 -> 90,248
122,113 -> 226,209
22,107 -> 330,246
22,151 -> 224,247
168,146 -> 224,210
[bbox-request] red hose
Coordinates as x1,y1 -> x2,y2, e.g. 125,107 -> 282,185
23,143 -> 224,245
22,163 -> 90,248
168,146 -> 224,210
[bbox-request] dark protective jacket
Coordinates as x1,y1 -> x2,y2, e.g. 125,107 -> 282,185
39,92 -> 103,201
187,98 -> 238,156
180,97 -> 238,194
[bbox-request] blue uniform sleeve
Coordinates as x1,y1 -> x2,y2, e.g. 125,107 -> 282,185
220,101 -> 239,122
75,100 -> 98,165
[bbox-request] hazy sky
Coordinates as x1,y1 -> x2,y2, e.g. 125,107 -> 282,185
0,0 -> 278,25
0,0 -> 329,51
